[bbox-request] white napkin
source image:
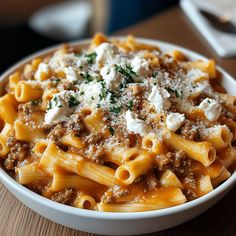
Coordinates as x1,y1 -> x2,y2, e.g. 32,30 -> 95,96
29,0 -> 92,41
180,0 -> 236,57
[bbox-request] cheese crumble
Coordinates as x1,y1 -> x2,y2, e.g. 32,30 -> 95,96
199,98 -> 222,121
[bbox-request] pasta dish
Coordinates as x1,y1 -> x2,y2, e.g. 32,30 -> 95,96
0,34 -> 235,212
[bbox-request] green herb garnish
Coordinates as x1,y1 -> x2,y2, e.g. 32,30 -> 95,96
99,81 -> 108,101
47,96 -> 62,110
108,126 -> 114,136
68,94 -> 79,107
166,87 -> 180,98
53,78 -> 61,83
80,72 -> 92,83
74,133 -> 80,137
30,100 -> 38,106
115,64 -> 137,85
80,91 -> 85,95
110,106 -> 121,115
85,52 -> 97,65
127,100 -> 134,110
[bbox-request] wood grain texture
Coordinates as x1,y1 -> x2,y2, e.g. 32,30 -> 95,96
0,6 -> 236,236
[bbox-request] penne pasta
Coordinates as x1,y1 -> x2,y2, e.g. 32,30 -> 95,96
97,187 -> 186,212
17,163 -> 49,184
0,123 -> 14,157
61,132 -> 85,149
15,81 -> 43,102
40,142 -> 115,186
202,125 -> 232,150
0,94 -> 18,125
160,169 -> 183,189
51,170 -> 107,199
74,194 -> 96,210
115,151 -> 154,186
164,130 -> 216,166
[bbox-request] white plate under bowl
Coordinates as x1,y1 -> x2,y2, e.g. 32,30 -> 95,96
0,38 -> 235,235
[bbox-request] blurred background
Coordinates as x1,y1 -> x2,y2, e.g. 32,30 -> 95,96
0,0 -> 178,73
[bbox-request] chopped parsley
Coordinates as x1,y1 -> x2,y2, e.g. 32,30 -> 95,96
85,52 -> 97,64
91,96 -> 95,100
207,99 -> 211,104
30,100 -> 38,106
74,132 -> 80,137
109,92 -> 116,104
80,72 -> 92,83
108,126 -> 114,136
99,81 -> 108,101
47,96 -> 62,110
68,94 -> 79,107
110,106 -> 121,115
108,91 -> 120,104
80,91 -> 85,96
152,71 -> 158,77
166,87 -> 181,98
115,64 -> 137,86
52,78 -> 61,83
127,100 -> 134,110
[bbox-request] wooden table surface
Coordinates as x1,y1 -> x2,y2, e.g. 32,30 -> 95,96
0,6 -> 236,236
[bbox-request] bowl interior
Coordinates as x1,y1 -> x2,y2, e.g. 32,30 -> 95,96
0,37 -> 235,220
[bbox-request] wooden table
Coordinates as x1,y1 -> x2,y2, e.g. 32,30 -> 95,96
0,6 -> 236,236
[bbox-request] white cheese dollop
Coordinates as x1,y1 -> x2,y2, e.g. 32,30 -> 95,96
94,43 -> 115,64
148,86 -> 171,113
35,63 -> 50,81
125,110 -> 149,137
79,81 -> 102,108
45,91 -> 78,125
100,66 -> 122,90
187,69 -> 209,82
131,56 -> 149,76
64,67 -> 78,82
166,112 -> 185,132
199,98 -> 222,121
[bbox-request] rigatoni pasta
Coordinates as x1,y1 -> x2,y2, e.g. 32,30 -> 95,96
0,34 -> 235,212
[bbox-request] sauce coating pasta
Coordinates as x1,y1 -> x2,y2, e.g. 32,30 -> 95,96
0,34 -> 235,212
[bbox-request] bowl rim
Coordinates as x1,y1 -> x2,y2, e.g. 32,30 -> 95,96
0,37 -> 235,220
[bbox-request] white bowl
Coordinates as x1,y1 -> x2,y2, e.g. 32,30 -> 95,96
0,38 -> 235,235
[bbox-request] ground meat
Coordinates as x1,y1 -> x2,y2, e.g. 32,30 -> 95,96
4,142 -> 30,170
101,185 -> 129,204
48,124 -> 67,146
84,144 -> 106,164
146,173 -> 159,190
182,174 -> 198,201
50,189 -> 76,204
155,150 -> 191,176
6,135 -> 17,147
180,121 -> 200,141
